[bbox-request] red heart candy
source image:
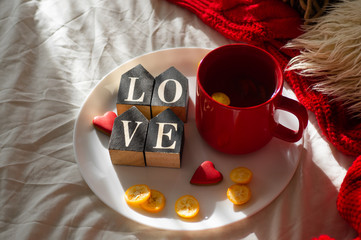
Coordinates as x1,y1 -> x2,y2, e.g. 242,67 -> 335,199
92,111 -> 117,136
190,161 -> 223,185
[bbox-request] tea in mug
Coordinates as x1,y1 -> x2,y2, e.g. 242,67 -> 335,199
203,62 -> 276,108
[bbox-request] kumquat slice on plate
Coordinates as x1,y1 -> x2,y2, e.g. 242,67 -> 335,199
140,189 -> 166,213
230,167 -> 253,184
175,195 -> 200,218
124,184 -> 151,206
227,184 -> 251,205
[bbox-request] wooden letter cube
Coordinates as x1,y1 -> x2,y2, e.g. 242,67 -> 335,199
109,106 -> 149,166
117,64 -> 155,119
151,67 -> 189,122
145,108 -> 184,168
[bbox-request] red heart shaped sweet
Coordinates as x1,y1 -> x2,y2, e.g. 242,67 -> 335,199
92,111 -> 117,136
190,161 -> 223,185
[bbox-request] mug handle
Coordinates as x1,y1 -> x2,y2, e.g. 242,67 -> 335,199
272,95 -> 308,142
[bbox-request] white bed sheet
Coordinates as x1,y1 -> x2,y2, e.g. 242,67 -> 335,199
0,0 -> 357,239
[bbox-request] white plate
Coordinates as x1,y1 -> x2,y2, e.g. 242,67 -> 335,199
73,48 -> 304,231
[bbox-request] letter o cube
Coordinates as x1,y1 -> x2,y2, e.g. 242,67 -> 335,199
151,67 -> 189,122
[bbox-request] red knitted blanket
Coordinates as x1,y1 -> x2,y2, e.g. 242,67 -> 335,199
166,0 -> 361,238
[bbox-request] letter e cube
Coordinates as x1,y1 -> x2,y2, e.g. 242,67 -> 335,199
145,108 -> 184,168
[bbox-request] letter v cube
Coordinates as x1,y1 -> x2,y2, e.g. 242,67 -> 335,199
151,67 -> 189,122
108,106 -> 149,166
145,108 -> 184,168
117,64 -> 155,119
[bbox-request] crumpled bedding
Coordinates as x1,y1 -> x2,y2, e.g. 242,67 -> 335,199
0,0 -> 357,239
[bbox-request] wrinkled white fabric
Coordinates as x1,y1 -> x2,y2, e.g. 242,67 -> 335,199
0,0 -> 357,239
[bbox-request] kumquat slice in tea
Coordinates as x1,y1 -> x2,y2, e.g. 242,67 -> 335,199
211,92 -> 231,106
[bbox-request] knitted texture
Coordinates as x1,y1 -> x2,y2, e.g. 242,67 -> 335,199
338,155 -> 361,237
167,0 -> 303,44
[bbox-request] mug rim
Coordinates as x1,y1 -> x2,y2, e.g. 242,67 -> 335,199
197,43 -> 283,110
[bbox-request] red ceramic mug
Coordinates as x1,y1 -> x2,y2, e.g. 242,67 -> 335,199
196,44 -> 308,154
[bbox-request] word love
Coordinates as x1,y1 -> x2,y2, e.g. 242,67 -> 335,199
117,64 -> 189,122
109,107 -> 184,168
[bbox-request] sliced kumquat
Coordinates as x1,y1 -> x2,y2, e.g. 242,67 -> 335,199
227,184 -> 251,205
124,184 -> 151,206
211,92 -> 231,106
140,189 -> 166,213
175,195 -> 200,218
230,167 -> 253,184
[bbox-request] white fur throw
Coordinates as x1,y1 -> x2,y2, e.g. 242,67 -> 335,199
285,0 -> 361,118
